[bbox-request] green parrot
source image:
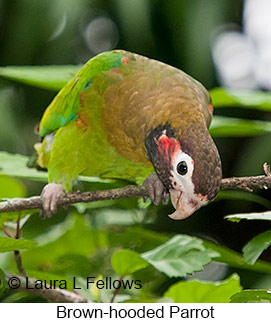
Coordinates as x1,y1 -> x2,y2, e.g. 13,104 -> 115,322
35,50 -> 222,219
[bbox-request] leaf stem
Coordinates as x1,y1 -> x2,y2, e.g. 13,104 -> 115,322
110,275 -> 124,303
14,214 -> 27,277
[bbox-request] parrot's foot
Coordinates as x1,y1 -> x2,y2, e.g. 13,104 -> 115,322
40,183 -> 65,219
143,173 -> 169,205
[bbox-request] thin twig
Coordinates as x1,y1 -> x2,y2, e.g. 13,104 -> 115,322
0,169 -> 271,214
2,228 -> 12,238
220,175 -> 271,192
110,275 -> 124,303
4,272 -> 90,303
15,213 -> 21,239
13,214 -> 27,277
14,251 -> 27,277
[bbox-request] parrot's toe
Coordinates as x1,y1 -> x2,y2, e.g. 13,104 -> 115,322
143,173 -> 168,206
40,183 -> 65,219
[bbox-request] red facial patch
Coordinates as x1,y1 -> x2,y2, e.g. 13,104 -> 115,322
208,104 -> 213,114
156,135 -> 180,161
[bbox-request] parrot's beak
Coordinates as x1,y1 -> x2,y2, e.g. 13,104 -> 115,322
169,189 -> 207,220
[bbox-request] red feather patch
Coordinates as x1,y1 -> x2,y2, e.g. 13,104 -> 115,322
121,57 -> 128,64
156,135 -> 180,161
111,68 -> 121,74
76,112 -> 88,132
208,104 -> 213,114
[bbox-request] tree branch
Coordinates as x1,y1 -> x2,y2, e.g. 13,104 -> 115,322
0,185 -> 148,213
0,165 -> 270,214
221,163 -> 271,191
4,272 -> 90,303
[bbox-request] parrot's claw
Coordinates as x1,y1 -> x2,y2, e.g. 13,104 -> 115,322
40,183 -> 65,219
143,173 -> 169,206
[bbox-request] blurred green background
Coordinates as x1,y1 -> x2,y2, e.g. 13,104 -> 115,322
0,0 -> 271,293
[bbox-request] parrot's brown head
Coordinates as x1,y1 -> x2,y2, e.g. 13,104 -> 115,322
145,123 -> 222,220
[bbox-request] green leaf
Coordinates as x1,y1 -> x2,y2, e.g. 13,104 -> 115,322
203,239 -> 271,274
18,215 -> 107,275
108,227 -> 170,253
0,268 -> 9,297
0,174 -> 31,229
210,87 -> 271,110
216,191 -> 271,209
0,151 -> 111,184
0,151 -> 48,182
112,229 -> 271,274
141,235 -> 219,278
164,274 -> 242,303
0,236 -> 37,253
210,116 -> 271,137
89,208 -> 148,228
0,65 -> 81,91
225,211 -> 271,222
111,249 -> 149,276
0,175 -> 26,199
1,290 -> 43,303
0,210 -> 37,230
243,231 -> 271,265
123,298 -> 158,303
230,289 -> 271,303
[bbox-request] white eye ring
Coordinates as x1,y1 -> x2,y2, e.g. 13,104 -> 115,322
171,151 -> 196,201
172,151 -> 194,183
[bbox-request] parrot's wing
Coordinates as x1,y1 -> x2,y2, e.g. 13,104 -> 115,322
38,50 -> 154,190
39,51 -> 128,137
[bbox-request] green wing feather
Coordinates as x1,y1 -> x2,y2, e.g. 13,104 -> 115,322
39,51 -> 127,137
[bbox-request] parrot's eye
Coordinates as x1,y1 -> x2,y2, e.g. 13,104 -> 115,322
177,161 -> 188,175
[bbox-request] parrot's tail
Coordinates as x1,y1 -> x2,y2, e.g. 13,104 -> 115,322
26,150 -> 46,171
27,132 -> 55,170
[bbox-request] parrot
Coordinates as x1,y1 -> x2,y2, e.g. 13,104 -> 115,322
34,50 -> 222,220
